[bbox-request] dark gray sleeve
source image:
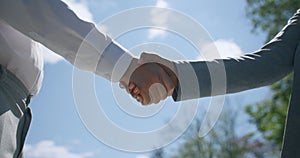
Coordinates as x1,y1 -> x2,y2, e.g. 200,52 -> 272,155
173,9 -> 300,101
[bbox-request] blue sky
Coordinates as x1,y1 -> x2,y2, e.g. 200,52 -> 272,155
24,0 -> 272,158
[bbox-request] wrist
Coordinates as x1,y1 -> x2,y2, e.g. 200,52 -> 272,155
159,63 -> 178,95
120,58 -> 139,85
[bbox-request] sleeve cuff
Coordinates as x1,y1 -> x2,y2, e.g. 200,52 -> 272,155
172,82 -> 181,101
171,61 -> 201,101
95,40 -> 134,82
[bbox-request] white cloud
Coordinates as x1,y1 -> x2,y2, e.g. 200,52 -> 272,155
42,0 -> 94,65
62,0 -> 94,22
148,29 -> 166,39
148,0 -> 170,39
136,155 -> 150,158
156,0 -> 169,8
24,140 -> 94,158
86,0 -> 118,15
199,39 -> 243,60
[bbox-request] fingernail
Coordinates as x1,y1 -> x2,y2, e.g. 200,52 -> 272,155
137,96 -> 142,102
119,83 -> 125,88
129,84 -> 134,90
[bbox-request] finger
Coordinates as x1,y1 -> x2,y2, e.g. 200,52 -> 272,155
128,83 -> 135,93
140,90 -> 151,106
119,82 -> 126,89
120,82 -> 131,94
136,95 -> 143,103
133,87 -> 141,97
130,87 -> 141,98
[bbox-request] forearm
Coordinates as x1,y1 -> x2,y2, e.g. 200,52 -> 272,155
173,9 -> 300,101
0,0 -> 134,81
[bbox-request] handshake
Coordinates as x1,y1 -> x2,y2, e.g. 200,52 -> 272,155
119,52 -> 178,105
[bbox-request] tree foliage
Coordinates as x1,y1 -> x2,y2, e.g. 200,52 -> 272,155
151,148 -> 165,158
245,0 -> 300,147
169,108 -> 275,158
246,0 -> 300,41
151,1 -> 299,157
245,75 -> 293,147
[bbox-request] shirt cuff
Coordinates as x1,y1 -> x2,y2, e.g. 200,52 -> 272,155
172,82 -> 181,101
171,61 -> 201,101
95,40 -> 134,82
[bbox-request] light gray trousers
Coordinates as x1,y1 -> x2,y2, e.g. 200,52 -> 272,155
0,65 -> 32,158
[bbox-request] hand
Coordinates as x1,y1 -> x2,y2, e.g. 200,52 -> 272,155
128,62 -> 175,105
138,52 -> 177,74
128,52 -> 178,105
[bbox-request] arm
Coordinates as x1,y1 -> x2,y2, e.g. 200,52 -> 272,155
130,9 -> 300,103
0,0 -> 135,82
173,9 -> 300,101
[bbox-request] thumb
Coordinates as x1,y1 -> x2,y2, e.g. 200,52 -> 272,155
140,52 -> 177,74
119,81 -> 127,89
138,52 -> 162,64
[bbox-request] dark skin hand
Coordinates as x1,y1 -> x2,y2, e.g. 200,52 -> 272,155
129,63 -> 178,105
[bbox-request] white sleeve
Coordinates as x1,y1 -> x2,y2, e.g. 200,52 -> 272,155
0,0 -> 133,81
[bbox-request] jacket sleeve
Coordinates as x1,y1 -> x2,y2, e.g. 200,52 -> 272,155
173,9 -> 300,101
0,0 -> 133,81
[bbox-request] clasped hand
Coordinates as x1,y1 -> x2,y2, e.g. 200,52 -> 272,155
120,53 -> 178,105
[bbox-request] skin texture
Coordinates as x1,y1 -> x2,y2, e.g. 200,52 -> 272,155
128,62 -> 176,105
126,53 -> 178,105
